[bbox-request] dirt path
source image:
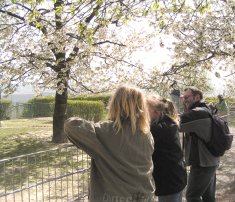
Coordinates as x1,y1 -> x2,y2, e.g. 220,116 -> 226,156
216,127 -> 235,201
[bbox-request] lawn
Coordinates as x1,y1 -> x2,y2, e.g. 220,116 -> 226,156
0,118 -> 56,159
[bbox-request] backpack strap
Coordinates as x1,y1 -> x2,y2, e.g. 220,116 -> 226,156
182,132 -> 185,151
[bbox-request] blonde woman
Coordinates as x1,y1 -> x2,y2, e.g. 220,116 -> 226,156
147,96 -> 187,202
65,86 -> 155,202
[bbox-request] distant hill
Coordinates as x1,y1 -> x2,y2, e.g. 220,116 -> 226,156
3,92 -> 54,104
5,94 -> 35,104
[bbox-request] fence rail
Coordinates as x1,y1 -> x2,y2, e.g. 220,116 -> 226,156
2,101 -> 235,120
0,144 -> 90,202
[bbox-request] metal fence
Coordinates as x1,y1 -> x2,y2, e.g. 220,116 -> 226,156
2,101 -> 235,120
9,103 -> 54,119
0,144 -> 90,202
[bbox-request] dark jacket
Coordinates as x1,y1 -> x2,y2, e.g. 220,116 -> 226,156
180,101 -> 220,167
151,115 -> 187,196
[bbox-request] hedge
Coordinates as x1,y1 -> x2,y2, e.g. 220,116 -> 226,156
0,99 -> 12,120
69,94 -> 111,107
67,100 -> 105,122
23,97 -> 54,117
22,96 -> 107,120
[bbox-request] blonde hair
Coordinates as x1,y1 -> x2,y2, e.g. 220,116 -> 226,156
108,86 -> 150,134
147,95 -> 179,126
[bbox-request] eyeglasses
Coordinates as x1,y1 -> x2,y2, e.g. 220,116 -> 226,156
182,95 -> 194,100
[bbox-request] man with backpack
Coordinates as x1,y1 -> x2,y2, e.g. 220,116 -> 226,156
180,86 -> 220,202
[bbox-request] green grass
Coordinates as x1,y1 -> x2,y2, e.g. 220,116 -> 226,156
0,118 -> 52,129
0,118 -> 55,159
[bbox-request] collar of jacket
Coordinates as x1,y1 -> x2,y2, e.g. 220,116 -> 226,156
151,115 -> 173,126
189,101 -> 208,110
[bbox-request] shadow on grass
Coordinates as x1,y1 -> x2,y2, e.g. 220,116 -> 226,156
0,138 -> 88,191
0,135 -> 56,160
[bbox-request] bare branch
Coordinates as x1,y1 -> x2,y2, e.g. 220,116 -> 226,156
0,9 -> 25,21
92,40 -> 126,47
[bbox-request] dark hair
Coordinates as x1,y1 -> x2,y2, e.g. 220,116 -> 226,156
218,94 -> 223,99
184,86 -> 203,100
147,96 -> 179,125
217,94 -> 224,103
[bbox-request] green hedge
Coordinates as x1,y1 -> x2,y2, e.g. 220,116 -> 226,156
69,94 -> 111,107
0,99 -> 12,120
67,100 -> 105,122
23,96 -> 107,119
23,97 -> 54,117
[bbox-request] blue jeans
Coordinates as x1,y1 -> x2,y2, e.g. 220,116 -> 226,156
186,166 -> 217,202
158,191 -> 183,202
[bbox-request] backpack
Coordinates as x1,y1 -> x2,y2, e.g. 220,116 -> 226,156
204,113 -> 233,157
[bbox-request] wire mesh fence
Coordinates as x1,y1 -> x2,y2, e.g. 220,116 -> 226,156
1,101 -> 235,120
9,103 -> 54,119
0,144 -> 90,202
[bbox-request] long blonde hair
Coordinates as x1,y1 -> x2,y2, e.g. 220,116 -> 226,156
147,95 -> 179,126
108,86 -> 150,134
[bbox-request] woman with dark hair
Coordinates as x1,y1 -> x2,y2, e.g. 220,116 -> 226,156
147,96 -> 187,202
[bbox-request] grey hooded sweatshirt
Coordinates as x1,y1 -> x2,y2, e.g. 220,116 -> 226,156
64,117 -> 155,202
180,106 -> 220,167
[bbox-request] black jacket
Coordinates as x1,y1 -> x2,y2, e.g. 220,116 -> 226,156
151,115 -> 187,196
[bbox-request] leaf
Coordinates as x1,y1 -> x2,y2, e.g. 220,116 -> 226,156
70,4 -> 75,16
35,21 -> 43,29
55,6 -> 63,15
151,3 -> 160,11
143,10 -> 149,17
198,6 -> 204,13
29,0 -> 36,5
122,17 -> 127,24
87,35 -> 94,44
96,0 -> 103,6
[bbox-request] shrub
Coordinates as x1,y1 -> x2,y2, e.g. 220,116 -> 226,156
0,99 -> 12,120
69,94 -> 111,107
23,97 -> 54,117
67,100 -> 105,122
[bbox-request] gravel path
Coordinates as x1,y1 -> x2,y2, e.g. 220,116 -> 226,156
216,127 -> 235,201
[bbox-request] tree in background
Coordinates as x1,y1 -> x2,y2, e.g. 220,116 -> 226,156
0,0 -> 155,143
141,0 -> 235,94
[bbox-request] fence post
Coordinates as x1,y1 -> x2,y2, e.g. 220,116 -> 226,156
0,89 -> 2,127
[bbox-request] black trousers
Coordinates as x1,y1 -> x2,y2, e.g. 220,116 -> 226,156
186,165 -> 217,202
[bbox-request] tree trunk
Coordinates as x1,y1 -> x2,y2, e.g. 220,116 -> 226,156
52,88 -> 68,143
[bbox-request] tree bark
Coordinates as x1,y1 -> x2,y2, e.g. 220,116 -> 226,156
52,84 -> 68,143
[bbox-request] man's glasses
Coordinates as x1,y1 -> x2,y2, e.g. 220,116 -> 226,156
182,95 -> 194,100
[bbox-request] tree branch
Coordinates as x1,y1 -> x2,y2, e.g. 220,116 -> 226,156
0,9 -> 25,21
92,40 -> 126,47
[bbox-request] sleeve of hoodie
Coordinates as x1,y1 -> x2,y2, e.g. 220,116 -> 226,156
180,109 -> 212,142
64,117 -> 105,159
